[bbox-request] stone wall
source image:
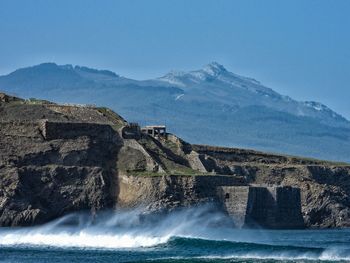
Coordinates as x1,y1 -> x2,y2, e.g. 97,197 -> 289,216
217,186 -> 304,229
275,186 -> 303,227
40,120 -> 118,142
217,186 -> 250,228
0,121 -> 41,138
121,123 -> 141,139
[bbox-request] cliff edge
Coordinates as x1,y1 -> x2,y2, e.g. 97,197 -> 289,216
0,93 -> 349,228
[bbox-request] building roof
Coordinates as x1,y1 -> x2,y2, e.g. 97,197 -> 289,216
142,125 -> 166,129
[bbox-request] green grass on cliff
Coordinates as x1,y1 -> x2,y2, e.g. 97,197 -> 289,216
128,169 -> 212,177
127,171 -> 162,177
162,140 -> 180,154
26,98 -> 53,105
169,166 -> 203,176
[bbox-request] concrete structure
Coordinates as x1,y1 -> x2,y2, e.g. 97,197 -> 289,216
141,125 -> 167,138
218,186 -> 305,229
122,123 -> 141,139
39,120 -> 119,142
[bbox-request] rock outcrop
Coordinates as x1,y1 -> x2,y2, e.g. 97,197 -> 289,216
0,93 -> 349,228
117,174 -> 245,211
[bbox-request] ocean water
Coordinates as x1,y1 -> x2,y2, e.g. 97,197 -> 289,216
0,206 -> 349,263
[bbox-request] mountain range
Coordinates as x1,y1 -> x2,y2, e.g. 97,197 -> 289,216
1,62 -> 349,162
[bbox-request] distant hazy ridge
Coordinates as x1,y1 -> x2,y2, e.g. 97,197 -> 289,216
1,62 -> 349,162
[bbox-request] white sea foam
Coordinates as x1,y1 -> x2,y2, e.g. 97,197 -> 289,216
0,205 -> 231,249
0,206 -> 349,262
0,231 -> 169,249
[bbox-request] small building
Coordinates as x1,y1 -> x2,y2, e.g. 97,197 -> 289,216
141,125 -> 167,138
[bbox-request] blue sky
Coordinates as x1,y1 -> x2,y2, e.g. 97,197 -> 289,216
1,0 -> 349,118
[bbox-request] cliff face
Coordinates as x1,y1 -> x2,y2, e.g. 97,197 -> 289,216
117,174 -> 245,211
193,145 -> 350,228
0,121 -> 122,226
0,95 -> 125,226
0,93 -> 349,228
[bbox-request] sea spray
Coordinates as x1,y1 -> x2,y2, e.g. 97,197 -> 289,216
0,205 -> 349,262
0,204 -> 234,249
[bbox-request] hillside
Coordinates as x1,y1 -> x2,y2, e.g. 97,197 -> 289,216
0,63 -> 349,162
0,93 -> 350,228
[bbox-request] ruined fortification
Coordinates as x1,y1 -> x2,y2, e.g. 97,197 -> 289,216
0,94 -> 350,228
39,120 -> 119,142
218,186 -> 304,229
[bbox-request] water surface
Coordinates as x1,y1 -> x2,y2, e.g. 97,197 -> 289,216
0,207 -> 348,263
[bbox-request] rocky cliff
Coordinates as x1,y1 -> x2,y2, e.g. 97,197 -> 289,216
193,145 -> 350,228
0,93 -> 349,228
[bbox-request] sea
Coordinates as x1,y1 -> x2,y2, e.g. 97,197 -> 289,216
0,206 -> 349,263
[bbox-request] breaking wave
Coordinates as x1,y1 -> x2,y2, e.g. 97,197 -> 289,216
0,205 -> 232,249
0,205 -> 349,262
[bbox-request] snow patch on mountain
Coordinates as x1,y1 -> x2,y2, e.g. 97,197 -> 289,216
202,62 -> 227,76
157,62 -> 348,124
158,62 -> 229,86
304,101 -> 329,112
158,62 -> 280,98
175,94 -> 185,101
303,101 -> 345,120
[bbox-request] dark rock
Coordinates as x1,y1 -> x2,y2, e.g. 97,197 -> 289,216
0,94 -> 350,228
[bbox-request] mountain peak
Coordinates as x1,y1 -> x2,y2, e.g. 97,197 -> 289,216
158,62 -> 239,86
202,62 -> 227,76
74,66 -> 119,78
36,63 -> 74,71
